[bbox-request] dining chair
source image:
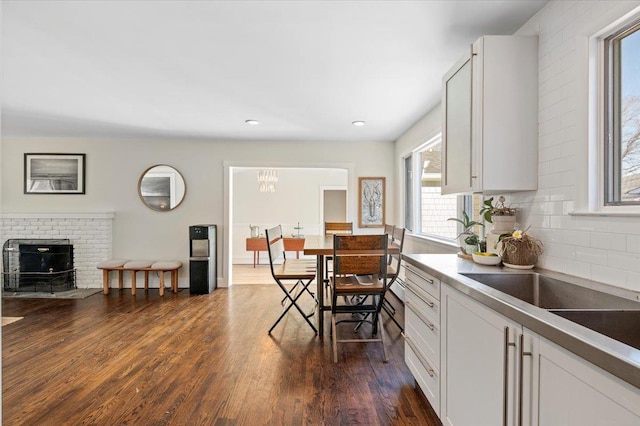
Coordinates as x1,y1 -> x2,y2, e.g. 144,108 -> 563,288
354,226 -> 406,333
265,225 -> 318,335
330,234 -> 388,363
323,222 -> 354,296
383,226 -> 406,332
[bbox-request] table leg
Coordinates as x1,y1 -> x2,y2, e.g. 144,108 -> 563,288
253,251 -> 257,268
316,254 -> 325,336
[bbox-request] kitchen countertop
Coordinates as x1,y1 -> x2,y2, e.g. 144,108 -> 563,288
402,253 -> 640,390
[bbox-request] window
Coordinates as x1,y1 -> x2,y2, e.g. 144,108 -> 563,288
604,20 -> 640,205
404,135 -> 480,242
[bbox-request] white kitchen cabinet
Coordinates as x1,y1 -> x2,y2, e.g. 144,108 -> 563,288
404,264 -> 441,416
441,35 -> 538,195
441,284 -> 521,426
530,330 -> 640,425
440,282 -> 640,426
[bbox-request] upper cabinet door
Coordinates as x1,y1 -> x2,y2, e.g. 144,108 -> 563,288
442,36 -> 539,195
442,52 -> 473,195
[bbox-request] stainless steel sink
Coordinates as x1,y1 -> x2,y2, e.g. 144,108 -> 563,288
461,273 -> 640,310
461,272 -> 640,350
549,310 -> 640,351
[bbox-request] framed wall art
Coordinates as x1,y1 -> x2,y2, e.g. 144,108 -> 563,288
358,176 -> 385,228
24,153 -> 86,194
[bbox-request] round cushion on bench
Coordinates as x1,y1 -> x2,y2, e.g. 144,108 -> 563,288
151,261 -> 182,270
97,259 -> 130,268
123,260 -> 154,269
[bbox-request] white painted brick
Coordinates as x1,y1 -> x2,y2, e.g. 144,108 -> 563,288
0,215 -> 113,288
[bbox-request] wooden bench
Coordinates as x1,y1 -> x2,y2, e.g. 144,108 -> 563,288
97,260 -> 183,296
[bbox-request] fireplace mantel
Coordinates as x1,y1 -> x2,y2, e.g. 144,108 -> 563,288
0,212 -> 115,219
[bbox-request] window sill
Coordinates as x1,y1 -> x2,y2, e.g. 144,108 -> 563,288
569,210 -> 640,218
406,232 -> 459,250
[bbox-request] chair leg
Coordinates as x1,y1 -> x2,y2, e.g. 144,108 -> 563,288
332,314 -> 338,363
382,300 -> 404,333
269,279 -> 317,335
378,313 -> 389,363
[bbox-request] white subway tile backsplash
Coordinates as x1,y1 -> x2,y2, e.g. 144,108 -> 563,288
575,246 -> 608,266
591,232 -> 626,251
561,229 -> 591,247
608,251 -> 640,273
591,265 -> 628,287
626,235 -> 640,254
625,271 -> 640,292
515,0 -> 640,292
561,259 -> 592,279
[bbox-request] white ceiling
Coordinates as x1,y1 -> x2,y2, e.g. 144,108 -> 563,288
1,0 -> 548,142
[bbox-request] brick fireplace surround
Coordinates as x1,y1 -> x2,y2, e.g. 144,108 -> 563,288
0,213 -> 114,288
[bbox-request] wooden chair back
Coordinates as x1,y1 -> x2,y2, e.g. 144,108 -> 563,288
333,234 -> 387,278
324,222 -> 353,235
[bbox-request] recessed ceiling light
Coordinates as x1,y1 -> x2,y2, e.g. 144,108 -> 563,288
352,120 -> 365,126
245,119 -> 260,125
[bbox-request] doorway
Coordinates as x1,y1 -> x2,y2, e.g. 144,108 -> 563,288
321,187 -> 347,223
224,165 -> 351,286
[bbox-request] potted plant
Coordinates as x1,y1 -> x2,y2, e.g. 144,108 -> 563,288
448,211 -> 484,255
479,196 -> 517,233
498,228 -> 543,268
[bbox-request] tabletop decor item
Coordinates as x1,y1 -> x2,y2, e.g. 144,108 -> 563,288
448,211 -> 484,255
479,196 -> 517,233
472,252 -> 502,266
498,228 -> 543,269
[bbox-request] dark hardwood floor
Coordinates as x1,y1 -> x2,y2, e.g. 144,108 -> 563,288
2,284 -> 440,425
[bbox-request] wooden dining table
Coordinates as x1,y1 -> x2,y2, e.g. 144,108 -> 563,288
303,234 -> 400,336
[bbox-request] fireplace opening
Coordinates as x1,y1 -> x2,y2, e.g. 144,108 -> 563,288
2,239 -> 76,292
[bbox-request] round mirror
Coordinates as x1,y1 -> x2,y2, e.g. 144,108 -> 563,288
138,165 -> 186,211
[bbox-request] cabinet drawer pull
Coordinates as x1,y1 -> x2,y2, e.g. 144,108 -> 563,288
405,265 -> 435,284
405,336 -> 435,377
407,285 -> 435,308
406,301 -> 436,331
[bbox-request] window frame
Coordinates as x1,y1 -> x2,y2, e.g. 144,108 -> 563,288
603,19 -> 640,206
404,133 -> 472,244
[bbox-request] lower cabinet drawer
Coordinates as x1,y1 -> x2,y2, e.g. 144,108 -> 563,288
405,265 -> 440,300
405,301 -> 440,365
405,338 -> 440,417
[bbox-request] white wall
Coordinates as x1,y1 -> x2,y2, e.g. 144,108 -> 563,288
1,138 -> 394,287
394,0 -> 640,292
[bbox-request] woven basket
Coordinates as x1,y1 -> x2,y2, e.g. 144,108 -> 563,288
500,240 -> 541,265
